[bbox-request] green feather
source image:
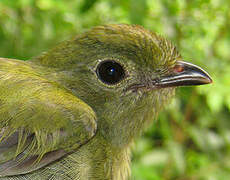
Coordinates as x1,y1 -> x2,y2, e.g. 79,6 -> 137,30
0,24 -> 200,180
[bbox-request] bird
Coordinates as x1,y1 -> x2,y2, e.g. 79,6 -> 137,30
0,24 -> 212,180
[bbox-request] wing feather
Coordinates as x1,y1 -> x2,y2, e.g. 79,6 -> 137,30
0,59 -> 97,177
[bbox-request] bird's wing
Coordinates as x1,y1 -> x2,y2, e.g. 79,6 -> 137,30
0,59 -> 97,177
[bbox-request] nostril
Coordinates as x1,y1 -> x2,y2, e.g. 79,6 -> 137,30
173,64 -> 184,73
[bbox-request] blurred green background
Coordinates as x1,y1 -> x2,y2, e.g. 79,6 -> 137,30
0,0 -> 229,179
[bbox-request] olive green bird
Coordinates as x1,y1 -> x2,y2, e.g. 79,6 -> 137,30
0,24 -> 212,180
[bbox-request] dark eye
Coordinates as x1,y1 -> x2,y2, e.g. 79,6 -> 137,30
96,60 -> 125,85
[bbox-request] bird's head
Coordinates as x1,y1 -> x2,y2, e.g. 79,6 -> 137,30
34,24 -> 212,148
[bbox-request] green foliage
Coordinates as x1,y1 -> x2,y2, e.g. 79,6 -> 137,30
0,0 -> 229,179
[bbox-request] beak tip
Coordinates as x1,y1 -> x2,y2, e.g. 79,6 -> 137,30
201,72 -> 213,85
207,77 -> 213,84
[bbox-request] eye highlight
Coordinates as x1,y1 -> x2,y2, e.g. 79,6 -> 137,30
96,60 -> 125,85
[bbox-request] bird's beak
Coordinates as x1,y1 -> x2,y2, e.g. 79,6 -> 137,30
155,61 -> 212,88
127,61 -> 212,92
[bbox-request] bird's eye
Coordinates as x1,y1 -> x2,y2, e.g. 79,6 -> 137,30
96,60 -> 125,85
